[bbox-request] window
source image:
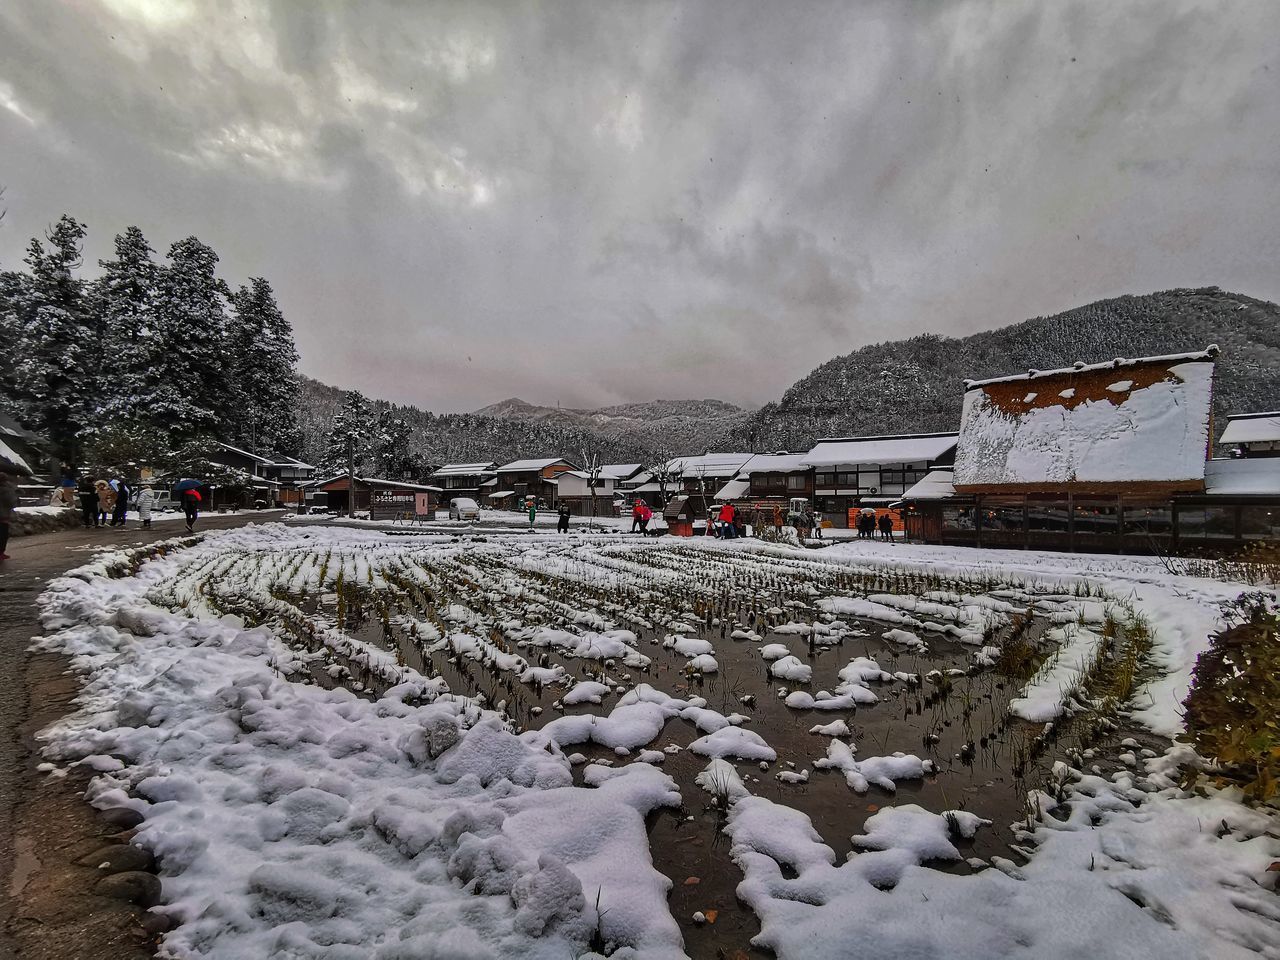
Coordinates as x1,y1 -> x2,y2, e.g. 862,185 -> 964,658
943,506 -> 975,530
837,471 -> 857,486
1178,506 -> 1236,539
816,472 -> 835,487
1122,504 -> 1173,537
787,474 -> 806,490
1074,502 -> 1120,535
1240,506 -> 1280,540
1025,499 -> 1070,533
978,500 -> 1024,533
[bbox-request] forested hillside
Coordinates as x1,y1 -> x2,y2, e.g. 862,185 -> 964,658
745,288 -> 1280,451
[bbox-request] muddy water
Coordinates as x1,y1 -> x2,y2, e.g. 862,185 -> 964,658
286,587 -> 1118,959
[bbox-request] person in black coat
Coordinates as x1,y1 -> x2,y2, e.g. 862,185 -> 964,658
111,479 -> 130,527
878,512 -> 894,541
557,503 -> 571,534
77,477 -> 98,528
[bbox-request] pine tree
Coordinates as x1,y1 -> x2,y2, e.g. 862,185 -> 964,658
83,226 -> 165,452
0,268 -> 28,411
228,277 -> 300,454
149,237 -> 230,444
320,390 -> 373,476
371,411 -> 417,479
10,216 -> 93,460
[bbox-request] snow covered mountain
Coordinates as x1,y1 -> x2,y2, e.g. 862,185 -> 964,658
745,287 -> 1280,452
299,287 -> 1280,467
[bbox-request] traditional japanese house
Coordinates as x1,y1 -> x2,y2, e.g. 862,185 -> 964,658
1218,411 -> 1280,457
493,457 -> 577,507
552,464 -> 643,514
665,453 -> 752,516
431,462 -> 498,499
895,347 -> 1280,553
801,433 -> 958,528
713,453 -> 812,503
306,474 -> 441,516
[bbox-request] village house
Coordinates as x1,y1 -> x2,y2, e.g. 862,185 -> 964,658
713,452 -> 812,503
304,474 -> 441,516
204,442 -> 317,508
1219,411 -> 1280,457
896,346 -> 1280,552
550,464 -> 642,515
801,433 -> 958,528
430,462 -> 497,500
491,457 -> 577,508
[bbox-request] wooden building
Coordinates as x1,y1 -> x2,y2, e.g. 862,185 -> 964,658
431,462 -> 497,499
551,464 -> 642,514
1219,411 -> 1280,458
492,457 -> 577,508
308,474 -> 441,515
895,348 -> 1280,553
801,433 -> 957,528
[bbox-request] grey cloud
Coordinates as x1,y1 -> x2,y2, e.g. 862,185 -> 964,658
2,0 -> 1278,413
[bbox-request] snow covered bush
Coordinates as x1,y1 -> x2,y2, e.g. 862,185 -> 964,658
1183,593 -> 1280,802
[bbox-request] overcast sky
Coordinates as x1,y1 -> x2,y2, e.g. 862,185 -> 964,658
3,1 -> 1278,412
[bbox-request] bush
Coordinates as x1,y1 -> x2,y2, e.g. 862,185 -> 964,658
1182,593 -> 1280,802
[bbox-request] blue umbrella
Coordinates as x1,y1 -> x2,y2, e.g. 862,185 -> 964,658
174,478 -> 203,493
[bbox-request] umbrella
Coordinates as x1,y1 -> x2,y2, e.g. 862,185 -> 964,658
860,506 -> 876,516
174,478 -> 203,492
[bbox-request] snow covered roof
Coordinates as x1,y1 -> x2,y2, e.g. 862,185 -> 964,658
953,351 -> 1216,490
432,462 -> 497,477
312,473 -> 442,492
496,458 -> 575,472
802,433 -> 958,467
734,453 -> 810,476
1203,458 -> 1280,496
1219,412 -> 1280,446
962,346 -> 1220,390
599,463 -> 643,480
667,453 -> 753,477
0,436 -> 33,476
714,478 -> 751,501
486,490 -> 515,499
896,470 -> 957,502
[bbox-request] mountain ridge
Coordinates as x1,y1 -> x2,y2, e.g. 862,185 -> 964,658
296,287 -> 1280,467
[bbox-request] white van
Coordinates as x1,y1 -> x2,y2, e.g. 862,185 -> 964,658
449,497 -> 481,520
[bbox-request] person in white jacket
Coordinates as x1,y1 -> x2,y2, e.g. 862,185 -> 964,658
136,485 -> 156,529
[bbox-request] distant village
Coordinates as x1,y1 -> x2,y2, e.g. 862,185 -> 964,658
11,346 -> 1276,555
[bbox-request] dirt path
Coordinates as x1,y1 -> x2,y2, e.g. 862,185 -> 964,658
0,514 -> 288,960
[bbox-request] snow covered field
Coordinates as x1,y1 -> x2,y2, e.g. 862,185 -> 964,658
33,525 -> 1280,958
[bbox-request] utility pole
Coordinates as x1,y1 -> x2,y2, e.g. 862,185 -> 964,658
347,433 -> 355,519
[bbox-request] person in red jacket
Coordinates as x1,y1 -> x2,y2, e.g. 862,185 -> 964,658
632,499 -> 646,533
718,501 -> 737,539
638,501 -> 653,535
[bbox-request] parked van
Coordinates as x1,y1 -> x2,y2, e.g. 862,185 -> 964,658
449,497 -> 480,521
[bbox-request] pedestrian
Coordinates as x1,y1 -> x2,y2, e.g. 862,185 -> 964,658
557,502 -> 571,533
810,509 -> 824,540
718,501 -> 737,540
527,498 -> 537,529
181,487 -> 201,532
77,477 -> 97,528
878,512 -> 894,541
111,477 -> 130,527
95,480 -> 113,527
0,470 -> 18,561
58,463 -> 77,506
638,501 -> 652,535
631,499 -> 645,533
136,484 -> 156,529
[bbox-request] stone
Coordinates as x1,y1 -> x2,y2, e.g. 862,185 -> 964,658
97,807 -> 145,829
76,844 -> 154,874
94,871 -> 162,907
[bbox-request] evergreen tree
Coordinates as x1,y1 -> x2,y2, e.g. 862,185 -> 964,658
10,216 -> 93,460
320,390 -> 373,476
149,237 -> 231,444
0,268 -> 27,411
371,412 -> 418,479
228,277 -> 301,454
84,226 -> 164,449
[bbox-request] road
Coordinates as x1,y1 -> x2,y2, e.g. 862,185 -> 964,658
0,513 -> 288,960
